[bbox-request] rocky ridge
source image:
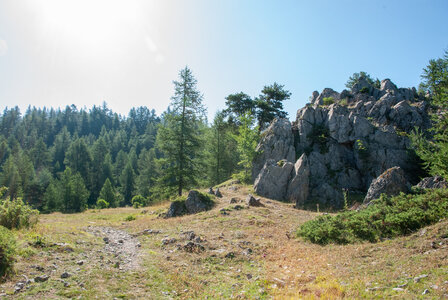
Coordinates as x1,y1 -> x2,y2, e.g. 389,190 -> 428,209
253,78 -> 430,208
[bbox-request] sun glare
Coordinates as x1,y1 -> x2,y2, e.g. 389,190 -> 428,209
35,0 -> 146,56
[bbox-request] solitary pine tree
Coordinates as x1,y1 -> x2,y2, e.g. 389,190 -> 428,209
156,66 -> 206,196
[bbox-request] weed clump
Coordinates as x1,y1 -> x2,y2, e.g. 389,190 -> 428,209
297,189 -> 448,245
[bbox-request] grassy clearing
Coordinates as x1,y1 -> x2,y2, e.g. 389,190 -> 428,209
1,185 -> 448,298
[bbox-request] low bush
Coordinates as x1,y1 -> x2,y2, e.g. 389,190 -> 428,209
322,97 -> 334,106
0,198 -> 39,230
0,226 -> 16,280
131,195 -> 146,208
360,87 -> 370,94
96,199 -> 109,209
297,189 -> 448,245
125,215 -> 136,221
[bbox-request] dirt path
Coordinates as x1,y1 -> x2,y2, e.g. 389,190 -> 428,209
86,226 -> 141,271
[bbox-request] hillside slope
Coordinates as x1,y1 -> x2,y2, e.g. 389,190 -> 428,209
1,183 -> 447,299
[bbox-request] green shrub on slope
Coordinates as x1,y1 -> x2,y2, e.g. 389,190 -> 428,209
297,189 -> 448,245
0,198 -> 39,230
0,226 -> 16,280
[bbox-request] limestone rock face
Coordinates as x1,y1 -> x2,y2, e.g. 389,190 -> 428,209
252,118 -> 295,181
416,176 -> 448,189
286,154 -> 310,207
364,167 -> 410,204
252,78 -> 429,208
254,159 -> 294,201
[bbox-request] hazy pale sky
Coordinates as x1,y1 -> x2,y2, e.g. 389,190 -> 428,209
0,0 -> 447,120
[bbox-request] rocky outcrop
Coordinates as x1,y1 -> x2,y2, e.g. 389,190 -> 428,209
254,159 -> 294,200
286,154 -> 310,207
253,78 -> 429,208
364,166 -> 410,203
416,176 -> 448,189
252,119 -> 296,181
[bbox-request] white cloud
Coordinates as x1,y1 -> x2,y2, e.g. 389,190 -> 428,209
0,39 -> 8,56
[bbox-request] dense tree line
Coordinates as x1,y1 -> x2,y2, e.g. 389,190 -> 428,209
0,66 -> 290,213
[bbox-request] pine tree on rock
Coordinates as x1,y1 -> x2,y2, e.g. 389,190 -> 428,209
155,66 -> 206,196
255,83 -> 290,130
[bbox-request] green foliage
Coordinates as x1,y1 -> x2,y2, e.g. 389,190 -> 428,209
255,82 -> 290,130
355,139 -> 369,160
411,50 -> 448,180
131,195 -> 146,208
345,71 -> 380,89
339,98 -> 348,106
124,215 -> 136,221
120,163 -> 135,206
359,87 -> 370,94
204,111 -> 239,186
224,92 -> 255,122
99,178 -> 117,208
96,198 -> 109,209
297,189 -> 448,245
0,226 -> 16,280
309,124 -> 329,153
0,197 -> 39,229
233,112 -> 259,183
60,168 -> 89,213
155,66 -> 206,197
322,97 -> 334,106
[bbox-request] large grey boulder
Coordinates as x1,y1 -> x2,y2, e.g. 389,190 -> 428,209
416,176 -> 448,189
254,159 -> 294,200
286,154 -> 310,207
166,201 -> 186,218
185,190 -> 213,214
252,118 -> 295,180
364,166 -> 410,203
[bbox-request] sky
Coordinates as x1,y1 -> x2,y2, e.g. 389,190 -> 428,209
0,0 -> 447,121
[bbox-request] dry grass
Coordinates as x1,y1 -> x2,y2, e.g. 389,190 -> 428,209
1,184 -> 448,299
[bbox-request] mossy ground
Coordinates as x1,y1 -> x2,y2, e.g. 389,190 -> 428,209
1,184 -> 447,299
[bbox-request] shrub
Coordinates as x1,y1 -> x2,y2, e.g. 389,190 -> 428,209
360,87 -> 370,94
125,215 -> 136,221
355,139 -> 369,160
297,189 -> 448,245
0,226 -> 16,280
131,195 -> 146,208
322,97 -> 334,106
339,98 -> 348,106
96,199 -> 109,209
0,198 -> 39,230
